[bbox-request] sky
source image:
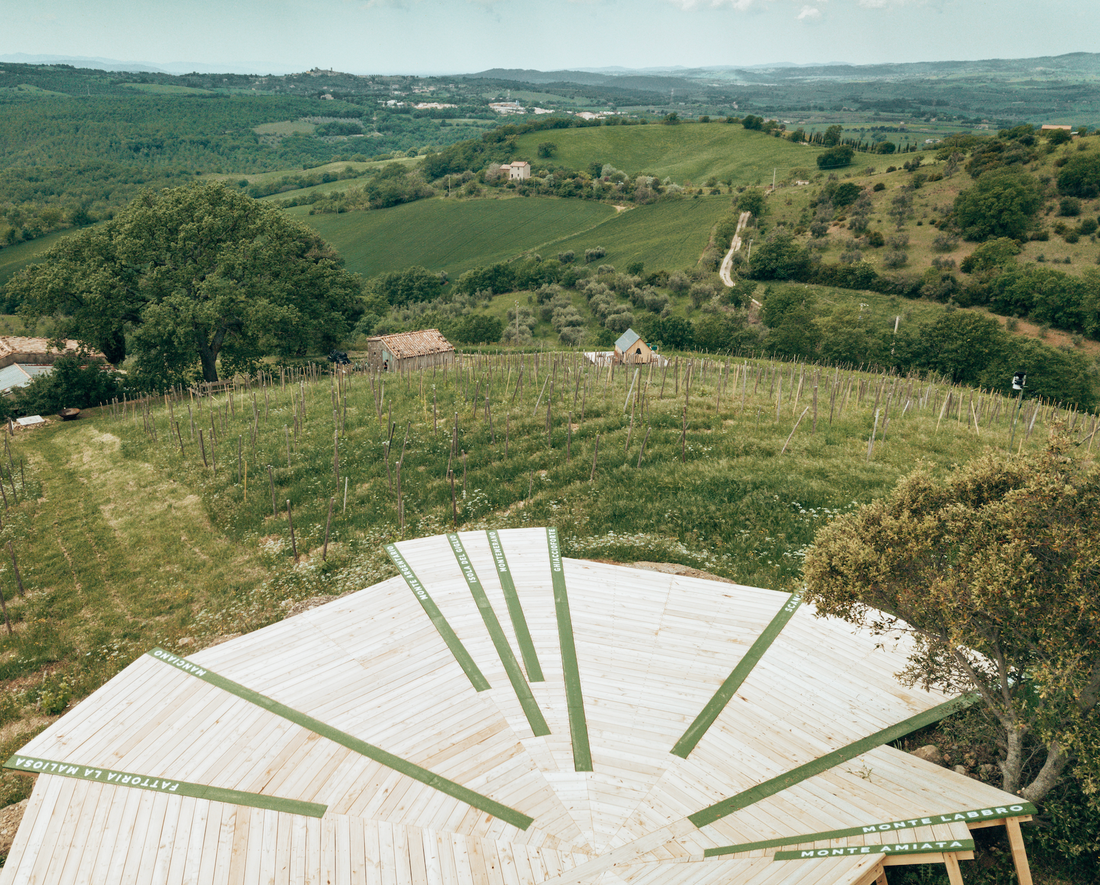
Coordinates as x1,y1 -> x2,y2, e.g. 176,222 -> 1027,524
4,0 -> 1097,75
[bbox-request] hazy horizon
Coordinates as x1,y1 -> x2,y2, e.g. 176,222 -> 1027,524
4,0 -> 1097,78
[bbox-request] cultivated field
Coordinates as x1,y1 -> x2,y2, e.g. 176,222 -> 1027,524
512,123 -> 827,186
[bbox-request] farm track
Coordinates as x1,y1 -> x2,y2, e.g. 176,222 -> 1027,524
17,419 -> 273,645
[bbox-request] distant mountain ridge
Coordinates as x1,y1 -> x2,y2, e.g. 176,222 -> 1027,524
470,53 -> 1100,88
4,51 -> 1100,82
0,53 -> 301,76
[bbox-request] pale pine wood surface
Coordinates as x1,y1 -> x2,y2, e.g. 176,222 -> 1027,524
1,528 -> 1028,885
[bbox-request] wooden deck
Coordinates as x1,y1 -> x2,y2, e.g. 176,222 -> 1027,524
1,528 -> 1033,884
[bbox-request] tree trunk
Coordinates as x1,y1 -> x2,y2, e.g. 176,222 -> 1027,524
196,325 -> 229,382
99,326 -> 127,365
1000,723 -> 1026,795
197,342 -> 219,382
1021,741 -> 1070,804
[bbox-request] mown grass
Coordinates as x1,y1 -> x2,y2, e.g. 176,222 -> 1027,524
296,193 -> 734,282
548,195 -> 731,272
120,83 -> 214,95
513,123 -> 825,186
296,196 -> 619,279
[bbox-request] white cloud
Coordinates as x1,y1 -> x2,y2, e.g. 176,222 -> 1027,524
797,4 -> 822,19
666,0 -> 760,10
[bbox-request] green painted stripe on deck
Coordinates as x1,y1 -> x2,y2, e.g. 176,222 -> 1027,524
386,543 -> 491,692
773,839 -> 975,861
703,802 -> 1037,857
486,529 -> 544,682
672,591 -> 803,759
5,753 -> 327,818
547,528 -> 592,772
447,533 -> 550,737
688,693 -> 981,829
147,648 -> 534,831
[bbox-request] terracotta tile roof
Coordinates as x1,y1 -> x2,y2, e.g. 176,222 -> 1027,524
0,337 -> 91,360
370,329 -> 454,359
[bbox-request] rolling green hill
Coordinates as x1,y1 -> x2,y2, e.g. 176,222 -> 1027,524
513,123 -> 827,186
295,194 -> 731,281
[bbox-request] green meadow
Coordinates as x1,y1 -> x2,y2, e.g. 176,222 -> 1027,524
513,123 -> 827,186
296,196 -> 617,278
296,194 -> 732,280
0,231 -> 69,292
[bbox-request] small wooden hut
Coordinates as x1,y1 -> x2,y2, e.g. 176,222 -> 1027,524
365,329 -> 455,372
613,328 -> 657,365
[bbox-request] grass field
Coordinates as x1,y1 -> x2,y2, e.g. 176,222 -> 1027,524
295,196 -> 619,278
252,120 -> 317,136
296,194 -> 733,281
513,122 -> 827,186
0,231 -> 70,292
120,82 -> 214,95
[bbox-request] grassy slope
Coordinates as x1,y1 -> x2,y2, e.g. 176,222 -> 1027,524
0,353 -> 1073,807
296,194 -> 732,281
513,123 -> 826,186
296,197 -> 617,278
0,231 -> 70,292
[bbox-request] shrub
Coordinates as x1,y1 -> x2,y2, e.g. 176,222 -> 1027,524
10,356 -> 123,417
816,145 -> 855,170
1057,153 -> 1100,198
1059,196 -> 1082,217
932,233 -> 959,252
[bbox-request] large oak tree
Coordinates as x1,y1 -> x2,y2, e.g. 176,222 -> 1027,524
10,182 -> 361,384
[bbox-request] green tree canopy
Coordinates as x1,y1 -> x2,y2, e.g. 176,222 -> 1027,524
960,236 -> 1022,274
952,169 -> 1041,241
735,189 -> 766,218
803,437 -> 1100,807
816,145 -> 854,170
9,182 -> 362,385
1056,153 -> 1100,199
898,310 -> 1004,386
747,230 -> 813,282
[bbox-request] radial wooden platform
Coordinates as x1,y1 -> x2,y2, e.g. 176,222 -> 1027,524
1,528 -> 1033,884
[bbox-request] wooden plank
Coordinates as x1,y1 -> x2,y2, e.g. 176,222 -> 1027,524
347,814 -> 367,885
145,649 -> 534,830
3,754 -> 326,819
177,800 -> 210,885
336,814 -> 354,885
378,821 -> 398,885
102,787 -> 145,885
484,530 -> 545,681
689,693 -> 982,828
43,779 -> 98,885
447,532 -> 550,737
386,543 -> 491,692
407,826 -> 429,885
1005,817 -> 1034,885
139,793 -> 178,885
546,529 -> 591,772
